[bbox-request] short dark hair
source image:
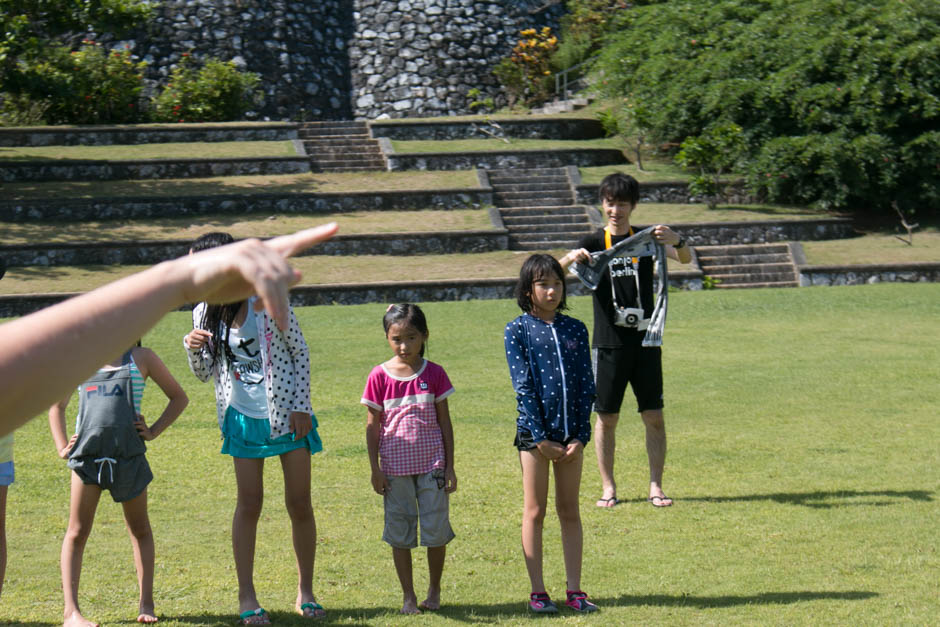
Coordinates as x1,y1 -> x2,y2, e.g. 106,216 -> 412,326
515,254 -> 568,313
598,172 -> 639,206
190,231 -> 235,253
383,303 -> 429,356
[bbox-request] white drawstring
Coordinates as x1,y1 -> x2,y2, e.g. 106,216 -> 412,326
94,457 -> 116,484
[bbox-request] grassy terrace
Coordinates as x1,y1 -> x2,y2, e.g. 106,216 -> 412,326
1,170 -> 483,200
0,140 -> 298,161
0,210 -> 495,244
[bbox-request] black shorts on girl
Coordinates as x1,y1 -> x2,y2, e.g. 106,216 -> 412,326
514,429 -> 582,451
69,454 -> 153,503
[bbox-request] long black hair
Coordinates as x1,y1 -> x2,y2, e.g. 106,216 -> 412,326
514,253 -> 568,313
383,303 -> 429,357
190,232 -> 240,365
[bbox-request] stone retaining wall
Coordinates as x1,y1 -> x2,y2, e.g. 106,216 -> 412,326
0,124 -> 297,147
576,181 -> 754,205
370,118 -> 604,140
0,272 -> 703,317
387,148 -> 626,171
1,188 -> 490,222
659,219 -> 857,245
0,156 -> 310,183
798,263 -> 940,286
1,230 -> 508,267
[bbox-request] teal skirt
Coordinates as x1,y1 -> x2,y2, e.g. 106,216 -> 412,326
221,406 -> 323,459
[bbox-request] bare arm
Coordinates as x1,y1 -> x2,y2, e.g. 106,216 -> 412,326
652,225 -> 692,264
133,347 -> 189,441
435,398 -> 457,493
0,223 -> 337,437
48,393 -> 76,459
365,406 -> 389,495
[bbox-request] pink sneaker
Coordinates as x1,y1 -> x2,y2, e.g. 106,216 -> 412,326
529,591 -> 559,614
565,590 -> 598,613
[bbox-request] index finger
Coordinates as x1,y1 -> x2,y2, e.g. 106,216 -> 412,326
265,223 -> 339,259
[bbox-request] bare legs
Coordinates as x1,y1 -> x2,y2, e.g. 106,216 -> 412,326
392,545 -> 447,614
61,473 -> 155,626
519,448 -> 584,595
594,409 -> 670,504
0,484 -> 7,601
232,450 -> 319,619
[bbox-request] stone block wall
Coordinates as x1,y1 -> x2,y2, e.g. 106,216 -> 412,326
93,0 -> 564,121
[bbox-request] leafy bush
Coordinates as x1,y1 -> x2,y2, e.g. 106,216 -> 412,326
588,0 -> 940,214
675,122 -> 745,208
4,41 -> 145,125
493,27 -> 559,108
0,92 -> 50,126
151,54 -> 262,123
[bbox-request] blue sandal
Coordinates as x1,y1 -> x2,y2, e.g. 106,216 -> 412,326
297,601 -> 326,619
239,608 -> 270,625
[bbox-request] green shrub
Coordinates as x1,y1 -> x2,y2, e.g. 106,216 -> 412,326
151,54 -> 262,123
0,92 -> 50,126
5,41 -> 145,125
675,122 -> 745,208
589,0 -> 940,214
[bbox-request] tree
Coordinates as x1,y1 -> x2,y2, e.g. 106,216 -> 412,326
0,0 -> 150,91
587,0 -> 940,214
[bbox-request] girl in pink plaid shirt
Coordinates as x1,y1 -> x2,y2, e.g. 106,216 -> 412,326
361,304 -> 457,615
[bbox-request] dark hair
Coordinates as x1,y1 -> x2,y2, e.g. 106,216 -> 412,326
598,172 -> 639,206
190,231 -> 235,254
515,254 -> 568,313
383,303 -> 429,357
191,231 -> 240,365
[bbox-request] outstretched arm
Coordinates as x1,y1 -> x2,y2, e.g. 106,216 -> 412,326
0,223 -> 338,437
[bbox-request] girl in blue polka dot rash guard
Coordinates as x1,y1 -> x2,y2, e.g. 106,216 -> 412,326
504,254 -> 599,615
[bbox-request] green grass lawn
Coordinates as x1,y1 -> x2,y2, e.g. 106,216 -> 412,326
0,141 -> 298,161
4,285 -> 938,625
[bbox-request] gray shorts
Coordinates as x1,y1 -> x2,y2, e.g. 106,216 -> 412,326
383,470 -> 455,549
69,454 -> 152,503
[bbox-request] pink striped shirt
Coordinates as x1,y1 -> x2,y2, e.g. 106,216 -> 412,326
361,360 -> 454,476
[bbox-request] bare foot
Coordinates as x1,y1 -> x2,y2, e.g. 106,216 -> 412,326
419,587 -> 441,611
401,597 -> 421,615
63,609 -> 99,627
137,612 -> 158,624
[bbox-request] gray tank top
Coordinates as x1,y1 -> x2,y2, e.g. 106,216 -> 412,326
68,350 -> 146,468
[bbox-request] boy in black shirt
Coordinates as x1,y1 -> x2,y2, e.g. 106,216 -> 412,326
559,173 -> 691,508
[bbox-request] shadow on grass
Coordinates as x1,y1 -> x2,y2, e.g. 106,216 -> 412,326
164,590 -> 877,624
624,489 -> 933,509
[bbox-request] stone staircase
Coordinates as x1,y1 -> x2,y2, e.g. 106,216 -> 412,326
489,167 -> 593,250
298,121 -> 387,172
695,243 -> 798,289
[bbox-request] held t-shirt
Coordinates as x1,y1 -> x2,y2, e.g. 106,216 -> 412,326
578,228 -> 655,348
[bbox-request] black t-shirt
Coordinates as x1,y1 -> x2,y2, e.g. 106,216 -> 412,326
578,228 -> 655,348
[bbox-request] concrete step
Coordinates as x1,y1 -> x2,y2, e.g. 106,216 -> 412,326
499,206 -> 587,217
497,197 -> 573,208
300,121 -> 367,129
696,244 -> 790,256
489,182 -> 570,193
509,224 -> 592,234
508,236 -> 581,250
300,136 -> 374,145
697,253 -> 791,266
700,263 -> 795,275
298,127 -> 369,137
501,215 -> 590,227
487,173 -> 567,184
494,191 -> 573,203
308,165 -> 388,172
307,148 -> 385,159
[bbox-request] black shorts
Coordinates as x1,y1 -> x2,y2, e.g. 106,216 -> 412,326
592,344 -> 664,414
514,429 -> 579,451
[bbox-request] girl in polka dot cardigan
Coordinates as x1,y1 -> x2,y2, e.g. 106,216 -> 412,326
504,254 -> 599,615
182,232 -> 326,624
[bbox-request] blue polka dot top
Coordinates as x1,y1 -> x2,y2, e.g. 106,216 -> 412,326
504,312 -> 596,445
